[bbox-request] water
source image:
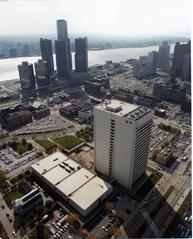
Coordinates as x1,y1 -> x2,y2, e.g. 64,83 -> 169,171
0,44 -> 175,82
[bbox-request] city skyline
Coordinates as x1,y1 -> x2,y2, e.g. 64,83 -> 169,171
0,0 -> 191,37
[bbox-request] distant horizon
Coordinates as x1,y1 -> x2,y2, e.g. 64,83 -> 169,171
0,0 -> 191,37
0,33 -> 190,42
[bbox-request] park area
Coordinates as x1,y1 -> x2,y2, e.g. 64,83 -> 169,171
36,139 -> 57,151
0,139 -> 33,155
53,135 -> 83,151
76,127 -> 94,143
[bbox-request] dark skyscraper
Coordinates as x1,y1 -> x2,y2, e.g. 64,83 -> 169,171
75,37 -> 88,73
182,53 -> 191,82
56,19 -> 72,72
57,19 -> 68,41
34,59 -> 50,87
55,40 -> 68,78
172,41 -> 191,75
158,41 -> 170,70
40,38 -> 54,76
18,61 -> 36,91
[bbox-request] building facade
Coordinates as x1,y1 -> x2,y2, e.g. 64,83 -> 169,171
18,61 -> 36,92
182,53 -> 191,82
158,41 -> 170,71
56,19 -> 72,71
135,51 -> 158,80
55,40 -> 69,78
34,59 -> 50,88
172,41 -> 191,75
14,189 -> 43,216
94,100 -> 153,189
75,37 -> 88,73
40,38 -> 54,76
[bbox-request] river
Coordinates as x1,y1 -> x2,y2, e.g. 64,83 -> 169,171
0,44 -> 175,82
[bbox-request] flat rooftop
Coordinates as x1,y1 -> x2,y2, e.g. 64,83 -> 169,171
31,151 -> 69,175
56,168 -> 95,196
95,99 -> 151,120
70,177 -> 112,210
31,152 -> 112,215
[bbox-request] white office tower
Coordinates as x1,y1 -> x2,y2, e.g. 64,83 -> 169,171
94,100 -> 153,189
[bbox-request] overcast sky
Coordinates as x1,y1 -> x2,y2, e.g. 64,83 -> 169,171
0,0 -> 191,37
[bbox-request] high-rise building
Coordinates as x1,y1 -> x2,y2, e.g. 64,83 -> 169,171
75,37 -> 88,73
18,61 -> 36,91
94,100 -> 153,189
40,38 -> 54,75
172,41 -> 191,75
56,19 -> 72,71
182,54 -> 191,82
158,41 -> 170,70
55,40 -> 68,78
148,51 -> 159,75
135,55 -> 153,80
34,59 -> 50,87
57,19 -> 68,41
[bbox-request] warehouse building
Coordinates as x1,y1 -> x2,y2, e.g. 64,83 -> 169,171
31,152 -> 112,216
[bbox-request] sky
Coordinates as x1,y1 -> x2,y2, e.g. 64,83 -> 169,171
0,0 -> 191,37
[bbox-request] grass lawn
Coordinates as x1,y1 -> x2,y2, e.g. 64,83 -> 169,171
3,190 -> 24,208
36,140 -> 57,151
53,135 -> 83,150
177,190 -> 191,216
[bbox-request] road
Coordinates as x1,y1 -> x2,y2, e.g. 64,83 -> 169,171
0,194 -> 22,239
125,143 -> 191,238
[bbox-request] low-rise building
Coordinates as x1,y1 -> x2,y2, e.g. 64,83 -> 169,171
181,100 -> 191,113
31,151 -> 113,216
13,188 -> 43,216
78,106 -> 94,123
156,147 -> 173,166
84,74 -> 110,99
33,107 -> 50,120
153,82 -> 186,103
154,108 -> 166,118
2,110 -> 32,131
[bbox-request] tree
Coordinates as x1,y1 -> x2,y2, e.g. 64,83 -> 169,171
45,200 -> 53,209
0,169 -> 6,188
2,143 -> 7,149
21,138 -> 27,145
66,213 -> 80,224
28,143 -> 33,151
105,202 -> 114,211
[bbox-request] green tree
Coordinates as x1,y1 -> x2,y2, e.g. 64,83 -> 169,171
21,138 -> 27,145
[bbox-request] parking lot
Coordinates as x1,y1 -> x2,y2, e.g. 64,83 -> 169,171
173,205 -> 192,238
0,147 -> 39,178
13,115 -> 72,134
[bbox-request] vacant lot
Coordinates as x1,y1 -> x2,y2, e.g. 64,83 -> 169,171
53,135 -> 83,150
